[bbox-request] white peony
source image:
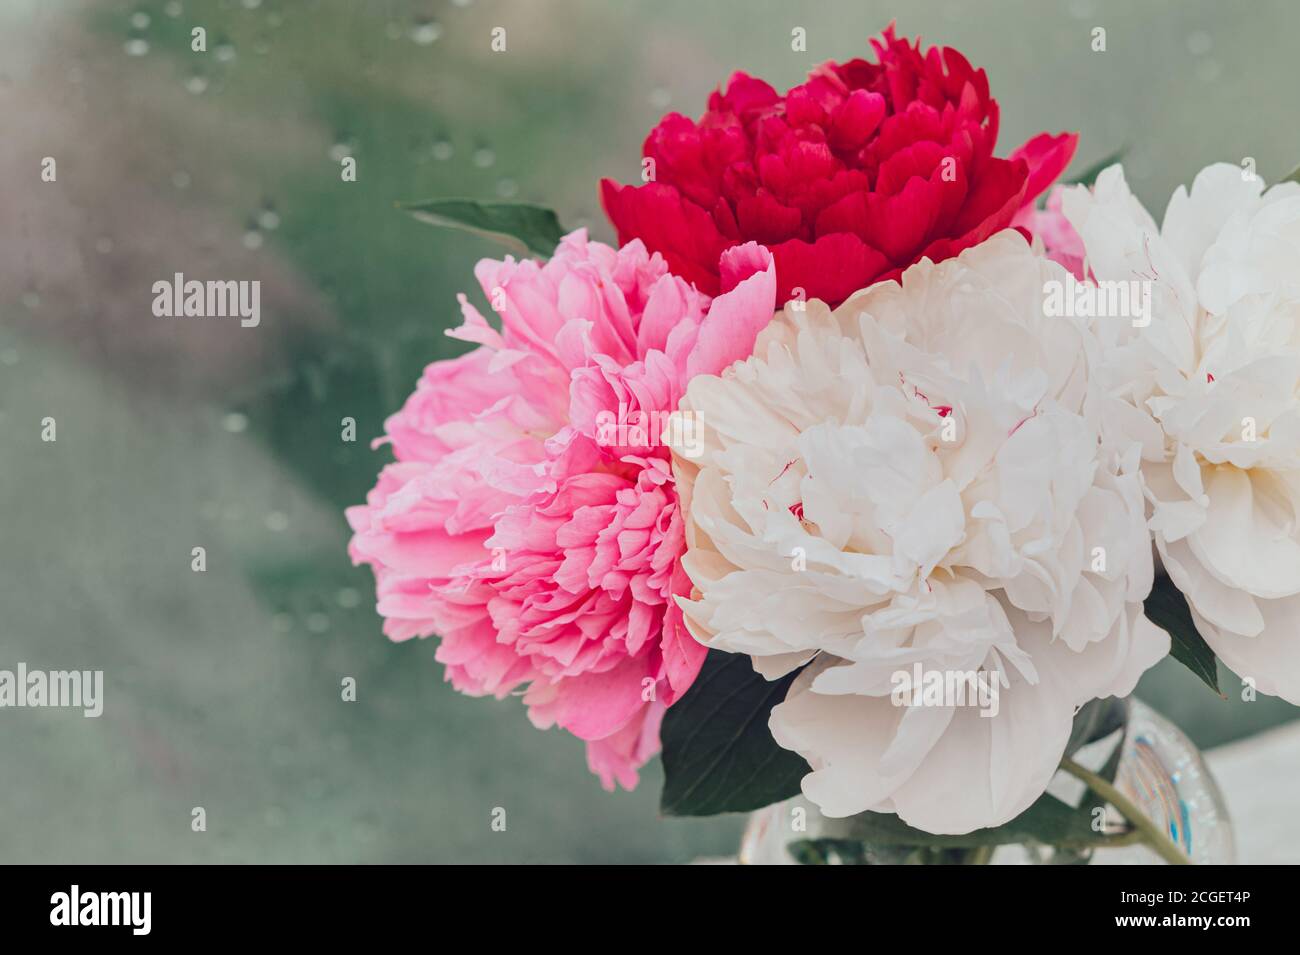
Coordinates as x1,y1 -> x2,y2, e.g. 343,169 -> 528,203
1063,162 -> 1300,704
667,231 -> 1168,834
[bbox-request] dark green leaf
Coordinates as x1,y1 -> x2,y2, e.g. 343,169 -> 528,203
1063,147 -> 1127,188
1144,576 -> 1222,695
1282,164 -> 1300,185
1064,696 -> 1128,759
399,198 -> 565,257
659,651 -> 809,816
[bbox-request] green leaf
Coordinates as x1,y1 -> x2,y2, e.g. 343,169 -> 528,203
1064,696 -> 1128,759
1282,164 -> 1300,185
659,651 -> 810,816
1063,147 -> 1127,188
1144,576 -> 1222,695
399,198 -> 565,257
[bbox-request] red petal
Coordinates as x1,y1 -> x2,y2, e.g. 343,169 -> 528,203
1009,131 -> 1079,206
829,89 -> 887,153
770,232 -> 890,307
875,140 -> 946,195
950,155 -> 1028,238
736,191 -> 804,245
858,174 -> 944,263
600,179 -> 726,295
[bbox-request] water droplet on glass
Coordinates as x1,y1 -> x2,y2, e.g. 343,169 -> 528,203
495,178 -> 518,199
124,37 -> 150,57
222,412 -> 249,433
431,137 -> 453,161
21,291 -> 40,310
305,612 -> 330,634
265,511 -> 289,532
410,18 -> 442,45
335,587 -> 361,609
214,40 -> 237,62
242,229 -> 264,250
242,0 -> 263,9
257,204 -> 281,230
172,169 -> 191,189
164,1 -> 183,16
95,236 -> 114,254
1186,31 -> 1212,56
649,87 -> 671,109
272,613 -> 293,634
1068,0 -> 1096,19
130,11 -> 151,29
185,74 -> 208,95
473,146 -> 496,169
328,139 -> 354,162
452,0 -> 473,7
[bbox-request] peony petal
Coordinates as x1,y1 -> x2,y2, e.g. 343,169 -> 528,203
1008,131 -> 1078,206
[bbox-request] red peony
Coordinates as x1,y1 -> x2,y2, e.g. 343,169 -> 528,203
601,26 -> 1078,307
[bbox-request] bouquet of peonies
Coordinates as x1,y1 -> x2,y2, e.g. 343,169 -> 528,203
348,26 -> 1300,864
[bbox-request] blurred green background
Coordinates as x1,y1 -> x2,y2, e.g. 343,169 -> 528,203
2,0 -> 1296,863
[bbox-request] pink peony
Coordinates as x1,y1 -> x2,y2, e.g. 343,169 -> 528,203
1013,184 -> 1087,278
347,230 -> 777,790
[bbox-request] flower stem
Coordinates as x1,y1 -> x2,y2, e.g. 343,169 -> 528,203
1059,756 -> 1191,865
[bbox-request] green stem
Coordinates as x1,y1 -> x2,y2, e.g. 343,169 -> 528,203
1060,757 -> 1191,865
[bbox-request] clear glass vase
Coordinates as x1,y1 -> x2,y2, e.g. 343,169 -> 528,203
738,700 -> 1235,865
